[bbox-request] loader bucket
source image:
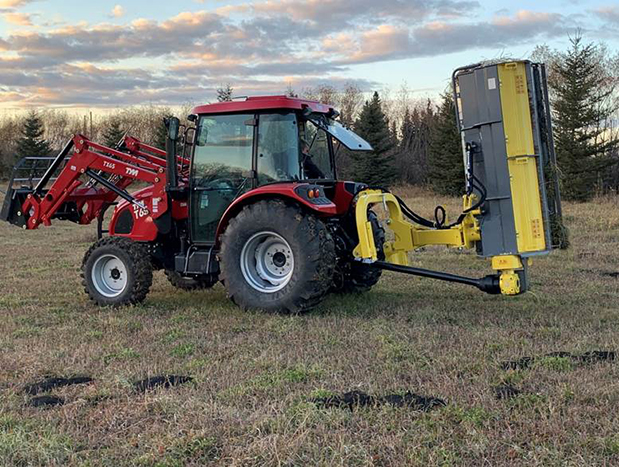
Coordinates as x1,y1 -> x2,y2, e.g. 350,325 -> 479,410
0,186 -> 32,227
0,153 -> 71,227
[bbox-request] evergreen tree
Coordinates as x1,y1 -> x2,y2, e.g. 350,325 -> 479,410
154,113 -> 173,149
397,107 -> 416,184
16,110 -> 51,159
285,84 -> 298,98
216,84 -> 234,102
551,34 -> 619,201
102,118 -> 125,148
428,92 -> 464,196
351,92 -> 397,187
396,102 -> 437,185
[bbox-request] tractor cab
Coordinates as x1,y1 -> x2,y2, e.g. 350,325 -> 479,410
179,96 -> 372,244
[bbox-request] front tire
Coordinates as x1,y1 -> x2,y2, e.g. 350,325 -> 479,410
81,237 -> 153,307
219,200 -> 335,313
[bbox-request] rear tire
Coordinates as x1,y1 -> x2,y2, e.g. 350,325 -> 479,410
164,270 -> 217,290
219,200 -> 335,313
335,211 -> 385,294
81,237 -> 153,307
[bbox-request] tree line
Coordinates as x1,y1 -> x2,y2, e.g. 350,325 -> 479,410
3,34 -> 618,203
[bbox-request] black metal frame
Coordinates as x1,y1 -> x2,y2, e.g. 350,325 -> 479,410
372,261 -> 501,294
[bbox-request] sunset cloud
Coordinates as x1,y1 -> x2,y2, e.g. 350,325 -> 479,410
111,5 -> 125,18
0,0 -> 33,7
3,11 -> 32,26
0,1 -> 601,108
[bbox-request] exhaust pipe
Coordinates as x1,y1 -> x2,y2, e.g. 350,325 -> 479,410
164,117 -> 180,193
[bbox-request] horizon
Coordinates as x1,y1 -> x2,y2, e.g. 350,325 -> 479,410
1,0 -> 618,112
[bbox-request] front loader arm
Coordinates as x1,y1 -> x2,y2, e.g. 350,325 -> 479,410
5,134 -> 168,231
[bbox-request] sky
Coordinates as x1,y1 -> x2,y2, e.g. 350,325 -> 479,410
0,0 -> 618,111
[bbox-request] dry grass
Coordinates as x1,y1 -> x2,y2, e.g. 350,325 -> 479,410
1,189 -> 619,466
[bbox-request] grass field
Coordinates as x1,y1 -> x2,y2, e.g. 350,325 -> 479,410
1,187 -> 619,466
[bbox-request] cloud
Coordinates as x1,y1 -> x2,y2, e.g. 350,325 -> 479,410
593,5 -> 619,24
227,0 -> 480,27
111,5 -> 125,18
0,3 -> 584,108
4,11 -> 224,63
0,0 -> 33,7
3,11 -> 32,25
320,10 -> 569,65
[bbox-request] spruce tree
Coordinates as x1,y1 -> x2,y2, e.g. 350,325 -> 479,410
102,118 -> 125,148
154,114 -> 173,150
16,111 -> 51,159
285,84 -> 298,98
352,92 -> 397,187
551,34 -> 619,201
428,92 -> 464,196
216,84 -> 234,102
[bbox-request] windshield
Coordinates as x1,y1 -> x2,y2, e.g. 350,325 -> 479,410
257,112 -> 335,185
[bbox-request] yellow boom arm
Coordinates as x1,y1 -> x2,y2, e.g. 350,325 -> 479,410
352,190 -> 524,295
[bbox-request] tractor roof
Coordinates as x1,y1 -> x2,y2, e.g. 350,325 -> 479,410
192,95 -> 334,116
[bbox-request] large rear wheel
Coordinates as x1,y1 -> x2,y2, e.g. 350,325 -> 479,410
81,237 -> 153,307
219,200 -> 335,313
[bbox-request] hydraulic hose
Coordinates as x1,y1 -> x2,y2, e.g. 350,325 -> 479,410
366,180 -> 487,230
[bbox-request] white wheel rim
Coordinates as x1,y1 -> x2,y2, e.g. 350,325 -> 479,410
240,231 -> 294,293
91,254 -> 128,298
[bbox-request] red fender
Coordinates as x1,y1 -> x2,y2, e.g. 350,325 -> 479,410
214,183 -> 338,244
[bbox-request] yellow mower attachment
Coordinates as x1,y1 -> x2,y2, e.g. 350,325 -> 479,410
350,60 -> 560,298
352,189 -> 525,296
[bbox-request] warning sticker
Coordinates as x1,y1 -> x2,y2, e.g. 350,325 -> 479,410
515,75 -> 525,94
488,78 -> 497,90
531,218 -> 542,238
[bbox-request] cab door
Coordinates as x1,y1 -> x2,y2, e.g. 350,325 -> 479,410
190,114 -> 255,243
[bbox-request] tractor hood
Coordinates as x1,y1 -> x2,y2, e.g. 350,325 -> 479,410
309,116 -> 372,151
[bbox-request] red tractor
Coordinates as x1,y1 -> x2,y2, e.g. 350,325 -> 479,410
2,96 -> 388,312
1,62 -> 561,311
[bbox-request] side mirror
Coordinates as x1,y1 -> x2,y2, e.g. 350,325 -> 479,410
187,114 -> 198,123
165,117 -> 180,142
327,108 -> 340,119
186,128 -> 196,145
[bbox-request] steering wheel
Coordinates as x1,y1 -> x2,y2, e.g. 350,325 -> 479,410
197,177 -> 237,190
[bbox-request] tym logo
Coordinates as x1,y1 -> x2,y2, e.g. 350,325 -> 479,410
125,167 -> 139,177
132,204 -> 148,219
103,161 -> 115,170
